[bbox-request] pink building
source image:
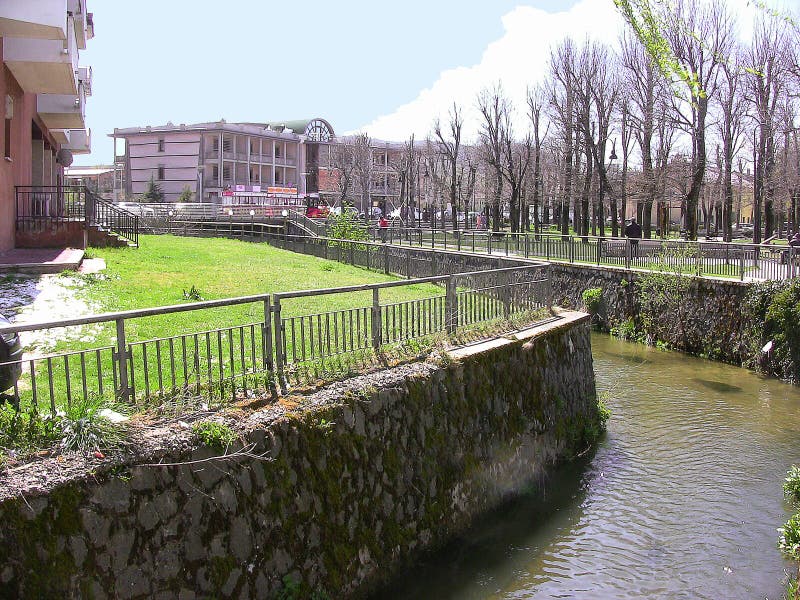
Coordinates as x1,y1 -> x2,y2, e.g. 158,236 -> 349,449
0,0 -> 94,251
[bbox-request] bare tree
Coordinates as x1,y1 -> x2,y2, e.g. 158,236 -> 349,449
745,16 -> 792,241
717,43 -> 747,241
548,39 -> 578,236
527,85 -> 550,233
477,86 -> 508,232
433,103 -> 464,232
664,0 -> 734,240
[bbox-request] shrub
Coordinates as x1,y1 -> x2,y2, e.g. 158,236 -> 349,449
192,421 -> 236,450
745,279 -> 800,382
581,287 -> 603,315
786,466 -> 800,504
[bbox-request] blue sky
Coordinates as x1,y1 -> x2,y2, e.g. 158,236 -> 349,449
78,0 -> 590,165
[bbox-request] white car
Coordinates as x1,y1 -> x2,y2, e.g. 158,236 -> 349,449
116,202 -> 155,217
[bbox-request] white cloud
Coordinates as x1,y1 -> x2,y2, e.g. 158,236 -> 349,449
358,0 -> 623,142
358,0 -> 767,143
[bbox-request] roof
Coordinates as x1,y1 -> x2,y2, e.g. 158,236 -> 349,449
265,118 -> 335,141
65,166 -> 114,177
111,118 -> 335,142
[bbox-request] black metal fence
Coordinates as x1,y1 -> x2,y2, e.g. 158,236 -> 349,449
0,263 -> 551,416
14,185 -> 139,247
368,227 -> 800,281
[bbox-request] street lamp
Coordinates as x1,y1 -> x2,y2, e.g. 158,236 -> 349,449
249,209 -> 255,237
168,210 -> 174,234
599,139 -> 617,238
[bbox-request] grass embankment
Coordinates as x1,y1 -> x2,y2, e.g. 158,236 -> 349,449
2,236 -> 449,459
82,235 -> 438,344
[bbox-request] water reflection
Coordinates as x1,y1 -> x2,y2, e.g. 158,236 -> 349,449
375,334 -> 800,600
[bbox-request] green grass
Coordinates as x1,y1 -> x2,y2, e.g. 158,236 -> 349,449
76,234 -> 440,345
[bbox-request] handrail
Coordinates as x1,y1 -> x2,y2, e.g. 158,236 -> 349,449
86,188 -> 139,247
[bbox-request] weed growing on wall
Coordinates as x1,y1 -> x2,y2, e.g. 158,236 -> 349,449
634,245 -> 696,348
192,421 -> 237,450
779,465 -> 800,600
745,279 -> 800,383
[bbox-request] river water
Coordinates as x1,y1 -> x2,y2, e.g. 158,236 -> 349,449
377,333 -> 800,600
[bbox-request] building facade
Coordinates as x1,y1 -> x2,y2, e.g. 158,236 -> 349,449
0,0 -> 94,251
112,120 -> 407,214
112,119 -> 336,205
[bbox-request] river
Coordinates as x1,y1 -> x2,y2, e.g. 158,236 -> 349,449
375,333 -> 800,599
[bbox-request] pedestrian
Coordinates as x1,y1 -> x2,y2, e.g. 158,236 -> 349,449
625,218 -> 642,257
378,215 -> 389,242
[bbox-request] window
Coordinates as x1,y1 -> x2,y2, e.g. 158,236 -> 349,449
212,165 -> 219,179
4,95 -> 12,160
222,139 -> 232,152
275,145 -> 282,158
212,138 -> 219,152
222,165 -> 231,181
157,166 -> 165,180
157,138 -> 165,152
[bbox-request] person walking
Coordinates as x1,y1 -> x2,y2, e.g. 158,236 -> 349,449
625,218 -> 642,257
378,216 -> 389,242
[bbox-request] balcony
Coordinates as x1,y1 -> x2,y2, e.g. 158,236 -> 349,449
68,0 -> 88,49
63,128 -> 90,154
50,129 -> 71,145
3,26 -> 79,95
0,0 -> 69,40
78,66 -> 91,96
36,83 -> 86,130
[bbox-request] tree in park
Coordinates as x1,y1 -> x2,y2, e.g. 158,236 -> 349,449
142,175 -> 164,202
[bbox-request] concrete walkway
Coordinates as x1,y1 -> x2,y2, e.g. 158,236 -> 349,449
0,248 -> 84,274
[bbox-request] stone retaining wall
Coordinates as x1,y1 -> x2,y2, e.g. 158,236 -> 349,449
0,313 -> 598,599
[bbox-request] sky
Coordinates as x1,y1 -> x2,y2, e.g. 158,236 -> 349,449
76,0 -> 765,166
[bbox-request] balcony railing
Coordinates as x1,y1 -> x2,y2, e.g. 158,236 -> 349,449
15,186 -> 138,247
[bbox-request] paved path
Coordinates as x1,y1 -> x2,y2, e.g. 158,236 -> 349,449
0,248 -> 84,274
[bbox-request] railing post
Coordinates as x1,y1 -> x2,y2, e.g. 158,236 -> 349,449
114,318 -> 131,402
263,298 -> 275,392
525,235 -> 529,258
349,243 -> 355,265
488,234 -> 492,255
457,231 -> 461,253
596,238 -> 602,265
546,236 -> 550,261
570,237 -> 575,263
273,296 -> 286,393
740,247 -> 745,281
371,288 -> 382,350
446,274 -> 458,335
625,240 -> 631,270
383,243 -> 389,274
406,248 -> 411,279
505,234 -> 509,256
547,265 -> 554,311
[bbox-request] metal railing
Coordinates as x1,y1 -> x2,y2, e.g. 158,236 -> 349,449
365,227 -> 800,281
14,185 -> 86,232
88,189 -> 139,247
15,185 -> 139,248
0,263 -> 551,416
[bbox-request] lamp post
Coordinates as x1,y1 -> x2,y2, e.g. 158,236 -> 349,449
249,209 -> 255,237
227,208 -> 233,236
599,139 -> 617,239
168,210 -> 173,234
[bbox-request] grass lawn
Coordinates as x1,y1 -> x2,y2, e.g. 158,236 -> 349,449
79,234 -> 442,345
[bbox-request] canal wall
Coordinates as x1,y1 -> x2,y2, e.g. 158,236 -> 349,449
269,237 -> 751,365
0,313 -> 599,599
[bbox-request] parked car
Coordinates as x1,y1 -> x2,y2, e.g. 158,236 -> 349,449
0,313 -> 22,404
737,222 -> 754,237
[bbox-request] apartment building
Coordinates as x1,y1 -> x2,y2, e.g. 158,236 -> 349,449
112,119 -> 336,204
0,0 -> 94,251
112,119 -> 409,214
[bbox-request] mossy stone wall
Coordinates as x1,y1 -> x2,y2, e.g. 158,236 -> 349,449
0,314 -> 596,599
